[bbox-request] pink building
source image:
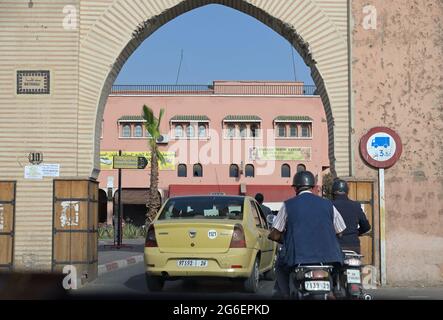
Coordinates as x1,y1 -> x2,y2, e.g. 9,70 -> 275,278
98,81 -> 329,225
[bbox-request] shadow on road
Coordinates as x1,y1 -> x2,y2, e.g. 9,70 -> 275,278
123,273 -> 272,299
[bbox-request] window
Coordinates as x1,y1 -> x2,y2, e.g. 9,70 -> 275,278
193,163 -> 203,177
277,124 -> 286,137
198,124 -> 206,138
239,124 -> 247,138
229,164 -> 239,178
281,164 -> 291,178
301,124 -> 311,137
226,124 -> 235,138
297,164 -> 306,172
245,164 -> 254,177
250,201 -> 262,227
250,124 -> 259,138
177,164 -> 187,177
175,125 -> 183,138
187,125 -> 195,137
256,203 -> 269,229
134,125 -> 143,137
158,196 -> 244,220
122,125 -> 131,137
290,124 -> 298,137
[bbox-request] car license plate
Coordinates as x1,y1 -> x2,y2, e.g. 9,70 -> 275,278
305,281 -> 330,291
177,259 -> 208,268
346,269 -> 361,284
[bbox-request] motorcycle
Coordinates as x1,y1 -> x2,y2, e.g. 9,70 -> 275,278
289,264 -> 335,300
336,250 -> 372,300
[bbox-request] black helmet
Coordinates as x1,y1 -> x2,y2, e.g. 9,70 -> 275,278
292,170 -> 316,188
332,179 -> 349,194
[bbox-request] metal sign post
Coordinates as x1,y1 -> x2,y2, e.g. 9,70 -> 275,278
378,168 -> 386,286
106,152 -> 148,250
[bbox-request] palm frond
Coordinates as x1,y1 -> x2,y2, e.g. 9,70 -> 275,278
142,105 -> 154,124
157,108 -> 165,131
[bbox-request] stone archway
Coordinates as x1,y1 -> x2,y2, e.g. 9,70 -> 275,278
77,0 -> 351,179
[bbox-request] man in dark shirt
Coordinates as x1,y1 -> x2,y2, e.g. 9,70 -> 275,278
255,193 -> 272,217
332,179 -> 371,253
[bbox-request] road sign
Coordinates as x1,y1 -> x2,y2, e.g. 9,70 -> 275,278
113,156 -> 148,169
359,127 -> 402,286
359,127 -> 402,169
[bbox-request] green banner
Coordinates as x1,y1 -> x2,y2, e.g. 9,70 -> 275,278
248,147 -> 311,161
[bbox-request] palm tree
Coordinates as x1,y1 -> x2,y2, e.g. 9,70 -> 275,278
142,105 -> 166,225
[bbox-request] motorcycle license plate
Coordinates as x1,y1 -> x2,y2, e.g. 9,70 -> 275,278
305,281 -> 330,291
346,269 -> 361,284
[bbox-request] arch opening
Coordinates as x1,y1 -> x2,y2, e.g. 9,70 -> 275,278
85,0 -> 348,180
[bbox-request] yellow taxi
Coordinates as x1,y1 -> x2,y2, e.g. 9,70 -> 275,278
144,195 -> 277,293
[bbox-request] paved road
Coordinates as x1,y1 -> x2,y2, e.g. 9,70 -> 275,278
75,261 -> 275,299
74,261 -> 443,300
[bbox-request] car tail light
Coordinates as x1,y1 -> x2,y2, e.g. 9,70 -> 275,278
229,224 -> 246,248
305,270 -> 330,279
145,225 -> 158,247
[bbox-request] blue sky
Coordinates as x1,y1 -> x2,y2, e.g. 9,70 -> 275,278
115,4 -> 314,85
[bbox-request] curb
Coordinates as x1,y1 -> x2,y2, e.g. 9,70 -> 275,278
98,254 -> 144,276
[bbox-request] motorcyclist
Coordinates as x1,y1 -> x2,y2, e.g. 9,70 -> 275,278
332,179 -> 371,253
268,171 -> 346,297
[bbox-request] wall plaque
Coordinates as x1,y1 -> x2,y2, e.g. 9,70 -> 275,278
17,70 -> 50,94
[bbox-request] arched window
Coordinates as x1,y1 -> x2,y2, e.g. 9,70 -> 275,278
198,124 -> 206,138
281,164 -> 291,178
193,163 -> 203,177
250,124 -> 259,138
297,164 -> 306,172
186,125 -> 195,137
226,124 -> 235,138
245,164 -> 254,177
277,124 -> 286,137
175,125 -> 183,138
122,125 -> 131,137
229,164 -> 239,178
134,125 -> 143,137
290,124 -> 298,137
239,124 -> 247,138
301,124 -> 311,137
177,164 -> 187,177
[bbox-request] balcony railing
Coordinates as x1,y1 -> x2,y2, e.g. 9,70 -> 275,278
110,84 -> 317,96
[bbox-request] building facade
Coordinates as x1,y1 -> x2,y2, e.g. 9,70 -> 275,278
98,81 -> 329,225
1,0 -> 442,286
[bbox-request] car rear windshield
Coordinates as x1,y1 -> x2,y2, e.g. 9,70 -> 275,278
158,196 -> 244,220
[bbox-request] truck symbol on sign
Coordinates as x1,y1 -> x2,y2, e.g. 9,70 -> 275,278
371,137 -> 390,148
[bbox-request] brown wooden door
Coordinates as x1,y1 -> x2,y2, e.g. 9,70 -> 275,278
52,179 -> 98,283
346,180 -> 374,266
0,181 -> 16,271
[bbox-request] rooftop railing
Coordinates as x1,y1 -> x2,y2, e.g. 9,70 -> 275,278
110,84 -> 317,96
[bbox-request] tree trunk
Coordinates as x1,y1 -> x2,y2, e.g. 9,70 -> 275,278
146,149 -> 161,225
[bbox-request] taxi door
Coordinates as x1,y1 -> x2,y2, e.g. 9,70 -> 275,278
250,200 -> 274,269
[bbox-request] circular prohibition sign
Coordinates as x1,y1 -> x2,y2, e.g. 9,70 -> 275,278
359,127 -> 403,169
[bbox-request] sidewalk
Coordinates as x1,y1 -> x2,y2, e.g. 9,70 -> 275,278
98,238 -> 144,275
